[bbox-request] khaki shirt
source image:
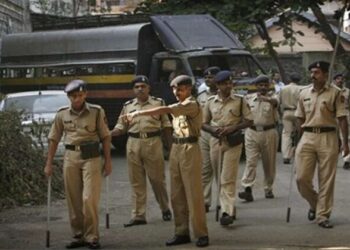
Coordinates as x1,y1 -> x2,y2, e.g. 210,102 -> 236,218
197,89 -> 216,108
245,92 -> 278,126
48,102 -> 110,145
295,83 -> 347,128
331,83 -> 350,110
278,82 -> 302,111
114,96 -> 172,134
203,93 -> 252,127
169,96 -> 202,138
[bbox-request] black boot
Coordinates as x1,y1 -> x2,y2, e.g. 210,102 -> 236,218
238,187 -> 253,202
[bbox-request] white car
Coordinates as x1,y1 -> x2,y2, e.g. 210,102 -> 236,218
0,90 -> 70,159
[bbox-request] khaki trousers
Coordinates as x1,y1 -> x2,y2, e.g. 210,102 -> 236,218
126,137 -> 169,220
242,128 -> 278,191
210,138 -> 242,216
281,110 -> 297,160
63,150 -> 102,243
199,131 -> 214,206
169,142 -> 208,238
295,131 -> 338,223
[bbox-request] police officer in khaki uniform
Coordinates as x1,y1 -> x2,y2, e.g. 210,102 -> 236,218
202,70 -> 253,226
197,66 -> 220,212
331,73 -> 350,169
279,73 -> 302,164
124,75 -> 209,247
295,61 -> 349,229
44,79 -> 112,249
111,75 -> 172,226
239,75 -> 279,202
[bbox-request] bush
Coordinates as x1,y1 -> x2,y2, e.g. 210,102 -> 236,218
0,111 -> 64,210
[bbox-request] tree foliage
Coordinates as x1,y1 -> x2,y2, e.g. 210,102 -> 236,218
137,0 -> 349,79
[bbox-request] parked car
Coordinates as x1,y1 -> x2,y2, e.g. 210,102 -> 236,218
0,90 -> 70,158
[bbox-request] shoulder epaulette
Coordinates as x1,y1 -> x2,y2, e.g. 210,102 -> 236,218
151,96 -> 163,102
124,99 -> 134,106
89,103 -> 102,110
207,95 -> 216,101
233,94 -> 244,98
57,106 -> 69,112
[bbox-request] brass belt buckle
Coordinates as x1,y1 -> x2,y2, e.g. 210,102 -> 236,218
140,132 -> 148,139
312,127 -> 321,133
76,145 -> 81,151
256,125 -> 264,132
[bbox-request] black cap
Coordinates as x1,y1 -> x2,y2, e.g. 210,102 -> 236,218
333,73 -> 343,80
64,79 -> 87,94
290,73 -> 301,83
253,74 -> 270,84
203,66 -> 221,77
214,70 -> 232,83
170,75 -> 193,87
308,61 -> 330,72
131,75 -> 149,86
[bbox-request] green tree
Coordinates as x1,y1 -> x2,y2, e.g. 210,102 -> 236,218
137,0 -> 349,81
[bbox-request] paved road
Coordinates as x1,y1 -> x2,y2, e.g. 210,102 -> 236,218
1,150 -> 350,250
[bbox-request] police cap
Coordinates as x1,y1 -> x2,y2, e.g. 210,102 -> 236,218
214,70 -> 232,83
253,74 -> 270,84
308,61 -> 330,72
64,79 -> 87,94
203,66 -> 221,77
170,75 -> 193,87
131,75 -> 149,86
333,72 -> 343,80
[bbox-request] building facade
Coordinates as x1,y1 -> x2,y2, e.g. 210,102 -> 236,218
0,0 -> 31,37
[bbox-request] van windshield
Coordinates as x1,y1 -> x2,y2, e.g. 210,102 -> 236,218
188,55 -> 263,79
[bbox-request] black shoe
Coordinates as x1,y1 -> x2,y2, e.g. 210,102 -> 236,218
283,158 -> 291,164
165,235 -> 191,246
162,209 -> 172,221
220,212 -> 234,226
66,240 -> 86,249
205,204 -> 210,213
344,162 -> 350,170
86,241 -> 101,249
196,236 -> 209,247
238,187 -> 253,202
308,209 -> 316,221
124,219 -> 147,227
265,190 -> 274,199
318,219 -> 333,229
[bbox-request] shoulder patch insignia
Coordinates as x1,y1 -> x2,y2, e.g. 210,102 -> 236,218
58,106 -> 69,112
124,99 -> 134,106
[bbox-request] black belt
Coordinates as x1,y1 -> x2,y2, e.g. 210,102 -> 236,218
65,144 -> 81,151
284,107 -> 296,111
128,131 -> 161,139
250,124 -> 276,131
173,136 -> 198,144
303,127 -> 335,133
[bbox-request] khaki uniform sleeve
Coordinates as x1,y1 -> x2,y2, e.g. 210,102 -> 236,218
97,108 -> 111,140
113,105 -> 128,133
242,98 -> 253,121
336,91 -> 348,118
48,111 -> 64,143
169,101 -> 200,118
202,100 -> 212,124
160,100 -> 172,128
295,93 -> 305,119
